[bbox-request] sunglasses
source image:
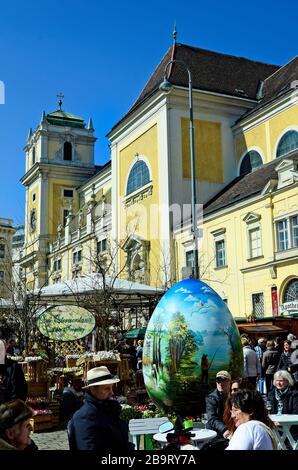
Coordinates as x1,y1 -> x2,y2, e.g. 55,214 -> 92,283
231,387 -> 239,392
216,377 -> 229,383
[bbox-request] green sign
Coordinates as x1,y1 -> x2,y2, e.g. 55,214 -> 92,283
37,305 -> 95,341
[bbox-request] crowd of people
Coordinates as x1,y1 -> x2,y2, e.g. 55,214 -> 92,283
0,331 -> 298,453
203,332 -> 298,450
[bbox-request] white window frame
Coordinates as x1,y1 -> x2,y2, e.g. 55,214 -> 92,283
97,238 -> 107,254
274,213 -> 298,252
211,228 -> 226,268
251,291 -> 265,318
248,226 -> 262,258
53,258 -> 62,272
72,248 -> 82,265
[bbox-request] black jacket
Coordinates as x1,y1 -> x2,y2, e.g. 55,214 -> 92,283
68,392 -> 134,453
205,389 -> 227,437
0,357 -> 27,404
262,349 -> 280,375
267,387 -> 298,415
277,352 -> 292,371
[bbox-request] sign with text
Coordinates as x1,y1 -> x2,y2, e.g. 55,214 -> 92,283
37,305 -> 95,341
279,301 -> 298,316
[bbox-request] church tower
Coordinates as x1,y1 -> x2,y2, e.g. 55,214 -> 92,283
21,97 -> 97,287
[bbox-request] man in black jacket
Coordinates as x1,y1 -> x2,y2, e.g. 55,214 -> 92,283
68,366 -> 134,454
0,340 -> 27,405
205,370 -> 231,439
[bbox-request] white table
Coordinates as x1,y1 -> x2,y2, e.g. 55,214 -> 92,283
269,414 -> 298,450
153,429 -> 217,449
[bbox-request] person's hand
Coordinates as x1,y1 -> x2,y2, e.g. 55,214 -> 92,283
223,430 -> 232,439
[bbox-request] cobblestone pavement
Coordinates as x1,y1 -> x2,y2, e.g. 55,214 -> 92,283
32,423 -> 69,450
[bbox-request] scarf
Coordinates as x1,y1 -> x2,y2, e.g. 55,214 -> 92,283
275,386 -> 289,402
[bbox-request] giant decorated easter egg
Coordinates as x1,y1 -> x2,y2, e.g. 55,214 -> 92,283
143,278 -> 243,414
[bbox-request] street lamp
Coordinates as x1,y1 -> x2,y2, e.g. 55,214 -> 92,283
159,60 -> 199,279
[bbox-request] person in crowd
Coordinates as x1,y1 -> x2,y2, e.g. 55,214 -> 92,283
206,370 -> 232,439
287,333 -> 296,343
5,339 -> 16,356
68,366 -> 134,453
277,340 -> 293,372
274,337 -> 284,355
242,337 -> 261,387
61,378 -> 82,422
136,340 -> 143,370
0,340 -> 27,405
200,354 -> 210,384
262,340 -> 280,393
255,338 -> 266,362
223,378 -> 256,437
0,399 -> 34,450
225,389 -> 277,450
267,370 -> 298,415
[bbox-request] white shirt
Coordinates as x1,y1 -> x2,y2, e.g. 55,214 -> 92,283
226,421 -> 273,450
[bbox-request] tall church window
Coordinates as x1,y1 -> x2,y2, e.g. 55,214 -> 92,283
239,151 -> 263,176
126,160 -> 150,195
63,142 -> 72,161
276,130 -> 298,158
32,147 -> 36,165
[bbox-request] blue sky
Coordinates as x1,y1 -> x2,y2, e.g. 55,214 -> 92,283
0,0 -> 297,224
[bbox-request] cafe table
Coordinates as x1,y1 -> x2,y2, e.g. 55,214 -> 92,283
153,429 -> 217,449
269,414 -> 298,450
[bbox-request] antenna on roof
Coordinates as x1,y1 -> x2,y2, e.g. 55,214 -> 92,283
57,92 -> 64,110
172,22 -> 177,44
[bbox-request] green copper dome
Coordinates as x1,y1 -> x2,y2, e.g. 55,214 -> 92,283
46,110 -> 85,128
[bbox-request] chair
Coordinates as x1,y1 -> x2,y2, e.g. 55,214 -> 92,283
129,417 -> 169,450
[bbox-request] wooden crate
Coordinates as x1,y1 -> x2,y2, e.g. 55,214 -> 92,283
30,414 -> 53,432
21,360 -> 48,382
27,381 -> 48,398
66,357 -> 78,368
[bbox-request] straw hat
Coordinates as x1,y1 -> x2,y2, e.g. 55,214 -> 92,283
83,366 -> 120,388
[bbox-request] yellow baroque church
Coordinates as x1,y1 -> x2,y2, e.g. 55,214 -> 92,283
20,41 -> 298,324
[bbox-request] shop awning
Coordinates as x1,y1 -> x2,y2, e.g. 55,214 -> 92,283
237,323 -> 288,335
123,327 -> 147,340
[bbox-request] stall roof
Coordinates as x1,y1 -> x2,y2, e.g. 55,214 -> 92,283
237,324 -> 288,335
38,274 -> 163,298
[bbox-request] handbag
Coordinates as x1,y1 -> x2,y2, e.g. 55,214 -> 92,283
257,377 -> 267,395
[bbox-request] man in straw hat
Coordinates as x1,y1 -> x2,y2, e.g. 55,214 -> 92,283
68,366 -> 134,453
0,399 -> 34,450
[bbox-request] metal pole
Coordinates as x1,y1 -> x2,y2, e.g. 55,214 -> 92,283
187,70 -> 199,279
162,60 -> 199,279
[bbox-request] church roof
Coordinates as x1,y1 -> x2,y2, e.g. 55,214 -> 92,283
237,55 -> 298,122
204,152 -> 298,216
109,43 -> 280,133
46,110 -> 86,128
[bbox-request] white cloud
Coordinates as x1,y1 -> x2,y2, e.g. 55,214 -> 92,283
201,286 -> 214,294
184,294 -> 198,302
175,287 -> 191,294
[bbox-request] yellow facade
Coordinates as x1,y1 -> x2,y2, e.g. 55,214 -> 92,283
181,118 -> 223,183
235,103 -> 298,164
117,124 -> 163,285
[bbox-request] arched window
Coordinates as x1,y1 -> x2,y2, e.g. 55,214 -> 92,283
63,142 -> 72,161
283,278 -> 298,303
276,130 -> 298,158
239,151 -> 263,176
126,160 -> 150,195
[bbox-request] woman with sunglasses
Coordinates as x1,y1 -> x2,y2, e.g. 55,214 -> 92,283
226,390 -> 277,450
